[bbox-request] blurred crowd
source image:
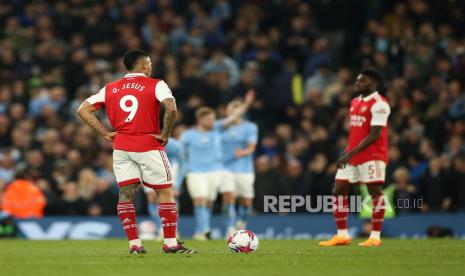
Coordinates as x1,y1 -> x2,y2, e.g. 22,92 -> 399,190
0,0 -> 464,218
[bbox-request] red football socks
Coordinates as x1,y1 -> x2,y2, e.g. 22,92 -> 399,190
333,196 -> 349,230
371,195 -> 385,232
158,202 -> 178,239
117,201 -> 139,241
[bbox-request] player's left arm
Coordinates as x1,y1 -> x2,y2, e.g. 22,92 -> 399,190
153,81 -> 177,145
76,88 -> 115,142
337,100 -> 390,167
235,143 -> 257,158
220,89 -> 255,128
156,98 -> 177,145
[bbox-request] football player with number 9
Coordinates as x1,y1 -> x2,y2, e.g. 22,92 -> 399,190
77,49 -> 195,254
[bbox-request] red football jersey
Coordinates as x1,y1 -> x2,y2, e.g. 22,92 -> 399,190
347,92 -> 390,165
85,73 -> 174,152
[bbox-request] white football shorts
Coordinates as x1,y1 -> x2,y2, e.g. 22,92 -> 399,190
142,162 -> 179,193
224,172 -> 255,199
113,149 -> 172,190
335,160 -> 386,184
186,171 -> 233,201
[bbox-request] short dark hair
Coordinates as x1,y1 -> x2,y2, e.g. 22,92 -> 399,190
123,49 -> 149,71
360,68 -> 381,84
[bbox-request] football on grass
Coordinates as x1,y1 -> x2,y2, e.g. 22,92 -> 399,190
227,230 -> 259,253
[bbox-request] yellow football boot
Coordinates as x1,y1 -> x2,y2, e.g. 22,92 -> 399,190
358,238 -> 382,247
319,235 -> 352,246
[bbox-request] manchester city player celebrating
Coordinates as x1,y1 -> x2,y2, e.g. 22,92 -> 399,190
180,90 -> 254,240
220,97 -> 258,235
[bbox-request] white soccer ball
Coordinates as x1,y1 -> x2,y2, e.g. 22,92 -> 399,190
227,230 -> 259,253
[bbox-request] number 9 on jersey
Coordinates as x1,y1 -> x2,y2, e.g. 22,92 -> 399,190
119,95 -> 139,122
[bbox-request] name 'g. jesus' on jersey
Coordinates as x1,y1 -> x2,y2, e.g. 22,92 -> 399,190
85,73 -> 174,152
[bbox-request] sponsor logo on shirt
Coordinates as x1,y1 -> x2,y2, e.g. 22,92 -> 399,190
350,115 -> 366,127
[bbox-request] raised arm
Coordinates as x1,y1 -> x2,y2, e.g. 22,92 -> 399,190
221,89 -> 255,128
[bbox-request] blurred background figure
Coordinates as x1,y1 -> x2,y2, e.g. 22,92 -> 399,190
1,171 -> 46,219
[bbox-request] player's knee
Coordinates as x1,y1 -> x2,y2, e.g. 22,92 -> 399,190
240,198 -> 252,206
118,184 -> 139,202
155,187 -> 174,203
146,192 -> 158,203
222,192 -> 235,204
193,198 -> 207,206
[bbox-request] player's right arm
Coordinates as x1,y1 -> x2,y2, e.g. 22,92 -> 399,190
337,100 -> 390,167
76,87 -> 115,142
337,125 -> 383,167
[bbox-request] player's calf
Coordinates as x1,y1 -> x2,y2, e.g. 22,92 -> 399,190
158,204 -> 197,254
237,197 -> 253,230
117,184 -> 144,251
222,192 -> 237,238
331,182 -> 351,239
366,185 -> 385,243
319,181 -> 352,246
157,202 -> 178,247
157,187 -> 196,252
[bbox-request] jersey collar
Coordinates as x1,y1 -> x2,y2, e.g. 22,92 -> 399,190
124,73 -> 146,78
361,91 -> 379,102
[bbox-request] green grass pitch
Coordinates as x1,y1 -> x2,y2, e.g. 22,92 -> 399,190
1,239 -> 463,276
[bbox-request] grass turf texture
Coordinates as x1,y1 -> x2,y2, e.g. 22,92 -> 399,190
1,239 -> 463,276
